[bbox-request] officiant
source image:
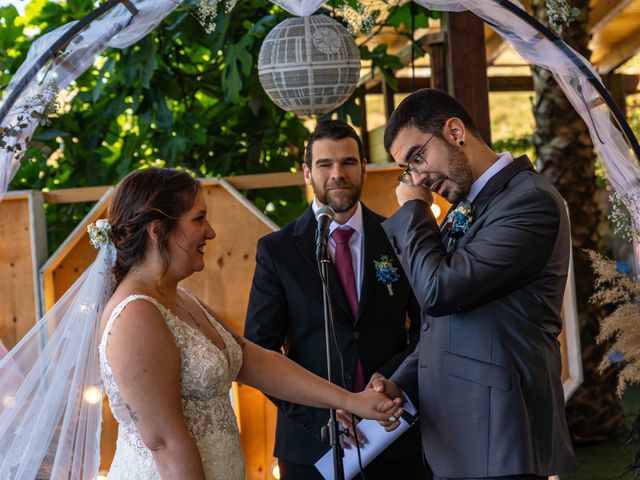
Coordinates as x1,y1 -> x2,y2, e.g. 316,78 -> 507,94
244,120 -> 427,479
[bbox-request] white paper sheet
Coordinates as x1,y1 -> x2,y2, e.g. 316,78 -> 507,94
315,407 -> 418,480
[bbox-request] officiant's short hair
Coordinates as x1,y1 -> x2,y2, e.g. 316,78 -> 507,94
305,120 -> 364,168
384,88 -> 481,152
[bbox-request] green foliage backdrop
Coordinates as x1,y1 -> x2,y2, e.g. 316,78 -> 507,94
1,0 -> 434,252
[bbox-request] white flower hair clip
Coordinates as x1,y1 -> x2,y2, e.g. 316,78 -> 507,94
87,219 -> 112,249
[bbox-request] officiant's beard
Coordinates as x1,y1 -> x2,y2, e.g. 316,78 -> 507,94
313,177 -> 363,213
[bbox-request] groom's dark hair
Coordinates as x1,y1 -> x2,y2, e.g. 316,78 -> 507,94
384,88 -> 481,152
305,120 -> 364,168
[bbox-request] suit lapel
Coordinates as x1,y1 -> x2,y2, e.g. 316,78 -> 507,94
449,156 -> 534,254
356,206 -> 388,323
440,202 -> 456,250
294,207 -> 353,320
471,155 -> 535,220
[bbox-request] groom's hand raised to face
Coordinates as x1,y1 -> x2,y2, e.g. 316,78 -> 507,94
368,373 -> 404,432
395,182 -> 433,207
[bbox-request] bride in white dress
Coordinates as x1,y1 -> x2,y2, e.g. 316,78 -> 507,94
95,168 -> 399,479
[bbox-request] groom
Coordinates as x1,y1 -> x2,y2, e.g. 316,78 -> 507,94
372,89 -> 576,479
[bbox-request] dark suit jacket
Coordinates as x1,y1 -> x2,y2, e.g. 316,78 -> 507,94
383,156 -> 576,478
244,203 -> 422,465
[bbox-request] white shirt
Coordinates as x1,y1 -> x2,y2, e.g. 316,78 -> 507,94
466,151 -> 514,203
312,200 -> 364,299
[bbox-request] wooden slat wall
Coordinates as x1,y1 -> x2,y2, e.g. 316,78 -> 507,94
0,191 -> 46,349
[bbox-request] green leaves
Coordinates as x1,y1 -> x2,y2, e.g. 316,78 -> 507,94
361,43 -> 403,91
6,0 -> 437,253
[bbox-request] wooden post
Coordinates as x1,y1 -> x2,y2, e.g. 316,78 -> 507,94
426,32 -> 448,92
442,12 -> 492,145
359,86 -> 370,161
382,76 -> 395,121
604,73 -> 627,117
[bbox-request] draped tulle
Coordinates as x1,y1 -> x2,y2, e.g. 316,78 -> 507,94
0,244 -> 116,479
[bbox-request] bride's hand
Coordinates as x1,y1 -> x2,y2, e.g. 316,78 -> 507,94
344,389 -> 404,424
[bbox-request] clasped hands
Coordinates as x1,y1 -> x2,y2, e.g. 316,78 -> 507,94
336,373 -> 404,449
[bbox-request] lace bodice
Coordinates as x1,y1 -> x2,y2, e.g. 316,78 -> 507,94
99,292 -> 244,479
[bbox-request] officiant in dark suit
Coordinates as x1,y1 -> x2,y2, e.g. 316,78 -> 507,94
244,120 -> 426,480
371,89 -> 576,480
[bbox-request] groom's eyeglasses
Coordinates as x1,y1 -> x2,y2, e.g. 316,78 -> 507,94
397,134 -> 436,186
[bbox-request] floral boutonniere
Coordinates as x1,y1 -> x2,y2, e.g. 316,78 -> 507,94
447,200 -> 474,239
374,255 -> 400,296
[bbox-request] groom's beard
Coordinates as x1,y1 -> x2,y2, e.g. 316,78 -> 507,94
312,177 -> 363,213
437,146 -> 473,204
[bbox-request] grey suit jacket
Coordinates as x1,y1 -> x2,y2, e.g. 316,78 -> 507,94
382,156 -> 576,478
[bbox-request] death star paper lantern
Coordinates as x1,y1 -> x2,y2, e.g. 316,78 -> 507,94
258,14 -> 361,117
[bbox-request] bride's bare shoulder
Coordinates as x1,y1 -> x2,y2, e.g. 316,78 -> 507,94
100,281 -> 159,332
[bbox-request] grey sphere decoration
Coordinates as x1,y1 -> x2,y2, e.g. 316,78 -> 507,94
258,14 -> 361,117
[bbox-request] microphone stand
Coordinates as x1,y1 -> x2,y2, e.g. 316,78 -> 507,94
317,238 -> 346,480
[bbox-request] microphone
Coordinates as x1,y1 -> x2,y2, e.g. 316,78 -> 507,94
315,205 -> 335,261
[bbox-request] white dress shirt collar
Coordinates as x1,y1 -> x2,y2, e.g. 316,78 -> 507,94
466,151 -> 514,203
311,200 -> 364,236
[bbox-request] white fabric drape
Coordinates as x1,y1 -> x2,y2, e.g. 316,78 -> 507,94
0,242 -> 116,479
0,0 -> 184,198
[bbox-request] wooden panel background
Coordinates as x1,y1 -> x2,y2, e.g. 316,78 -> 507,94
0,191 -> 46,349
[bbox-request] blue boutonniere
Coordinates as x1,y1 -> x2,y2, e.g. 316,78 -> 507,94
447,200 -> 474,239
374,255 -> 400,296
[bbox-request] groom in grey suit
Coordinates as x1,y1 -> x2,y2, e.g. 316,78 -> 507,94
369,89 -> 576,479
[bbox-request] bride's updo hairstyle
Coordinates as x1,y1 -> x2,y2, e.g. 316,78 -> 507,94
108,168 -> 201,283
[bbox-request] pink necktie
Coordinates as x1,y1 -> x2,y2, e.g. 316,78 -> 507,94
331,228 -> 366,392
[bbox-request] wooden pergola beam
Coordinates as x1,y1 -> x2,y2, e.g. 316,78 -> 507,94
588,0 -> 634,33
486,31 -> 508,66
359,33 -> 433,91
597,28 -> 640,74
444,11 -> 492,144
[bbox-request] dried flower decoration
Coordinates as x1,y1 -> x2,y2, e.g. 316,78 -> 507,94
196,0 -> 238,34
373,255 -> 400,296
87,219 -> 112,250
609,191 -> 640,242
587,249 -> 640,397
0,80 -> 60,156
336,0 -> 400,37
544,0 -> 581,34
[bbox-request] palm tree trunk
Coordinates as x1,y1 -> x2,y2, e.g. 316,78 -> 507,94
530,0 -> 623,443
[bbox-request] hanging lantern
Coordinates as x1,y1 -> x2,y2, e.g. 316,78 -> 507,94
258,14 -> 361,117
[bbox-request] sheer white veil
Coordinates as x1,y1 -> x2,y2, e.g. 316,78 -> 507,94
0,224 -> 116,479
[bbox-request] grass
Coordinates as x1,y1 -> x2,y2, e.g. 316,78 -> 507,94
563,386 -> 640,479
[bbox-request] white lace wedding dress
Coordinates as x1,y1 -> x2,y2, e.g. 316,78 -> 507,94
99,293 -> 245,479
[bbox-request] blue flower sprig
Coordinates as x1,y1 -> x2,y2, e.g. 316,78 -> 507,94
447,200 -> 474,239
374,255 -> 400,296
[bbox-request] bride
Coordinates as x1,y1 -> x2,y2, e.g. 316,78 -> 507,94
0,168 -> 401,480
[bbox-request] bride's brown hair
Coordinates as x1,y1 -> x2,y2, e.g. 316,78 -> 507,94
108,168 -> 201,283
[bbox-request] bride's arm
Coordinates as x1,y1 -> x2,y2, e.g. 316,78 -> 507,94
106,299 -> 206,480
199,302 -> 401,422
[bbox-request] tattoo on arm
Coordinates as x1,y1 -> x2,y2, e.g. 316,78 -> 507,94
231,331 -> 247,349
125,403 -> 139,424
